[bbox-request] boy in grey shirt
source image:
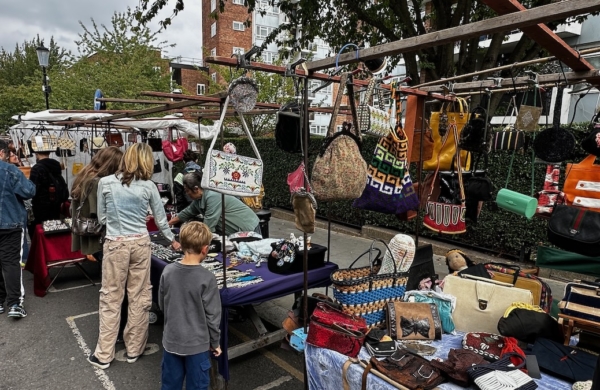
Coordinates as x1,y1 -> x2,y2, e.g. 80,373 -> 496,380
159,221 -> 222,390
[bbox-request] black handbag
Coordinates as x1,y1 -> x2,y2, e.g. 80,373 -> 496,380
581,111 -> 600,157
406,244 -> 435,291
530,338 -> 597,382
497,308 -> 564,344
275,101 -> 306,153
72,191 -> 104,237
459,106 -> 491,153
548,205 -> 600,257
147,130 -> 163,152
533,86 -> 575,163
153,158 -> 162,174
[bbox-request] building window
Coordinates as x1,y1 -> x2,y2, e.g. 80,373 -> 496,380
255,25 -> 273,39
197,84 -> 206,95
262,51 -> 277,64
232,47 -> 245,55
211,0 -> 216,12
210,47 -> 217,57
233,21 -> 245,31
211,73 -> 217,82
210,22 -> 216,37
232,0 -> 244,4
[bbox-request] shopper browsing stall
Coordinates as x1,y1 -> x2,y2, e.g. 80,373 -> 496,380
159,221 -> 222,390
88,143 -> 181,370
173,150 -> 201,212
168,171 -> 260,236
0,140 -> 36,318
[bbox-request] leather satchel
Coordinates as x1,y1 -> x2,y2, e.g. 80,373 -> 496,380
306,302 -> 367,358
202,96 -> 263,197
548,205 -> 600,257
365,348 -> 445,390
429,348 -> 489,387
386,302 -> 442,341
311,73 -> 367,202
564,154 -> 600,211
487,269 -> 544,309
104,129 -> 124,147
442,274 -> 533,334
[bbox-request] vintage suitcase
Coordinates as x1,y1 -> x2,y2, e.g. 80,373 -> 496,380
489,271 -> 543,306
559,280 -> 600,323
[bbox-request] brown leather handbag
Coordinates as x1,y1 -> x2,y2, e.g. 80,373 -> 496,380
386,302 -> 442,341
410,122 -> 434,163
363,348 -> 445,390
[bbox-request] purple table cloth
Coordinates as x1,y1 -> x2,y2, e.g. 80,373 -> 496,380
150,254 -> 338,380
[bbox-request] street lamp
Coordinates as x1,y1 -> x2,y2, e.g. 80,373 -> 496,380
36,45 -> 51,110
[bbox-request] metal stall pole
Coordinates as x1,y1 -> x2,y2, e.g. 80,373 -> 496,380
302,74 -> 310,390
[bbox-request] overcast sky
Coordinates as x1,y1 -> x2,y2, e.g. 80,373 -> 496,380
0,0 -> 203,60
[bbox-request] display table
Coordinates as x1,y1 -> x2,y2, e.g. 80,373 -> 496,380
306,333 -> 572,390
150,254 -> 338,381
25,225 -> 87,297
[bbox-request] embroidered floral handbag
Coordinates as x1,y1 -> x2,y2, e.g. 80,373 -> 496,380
201,96 -> 263,197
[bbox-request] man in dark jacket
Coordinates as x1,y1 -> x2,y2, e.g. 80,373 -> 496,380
28,151 -> 68,238
0,140 -> 36,318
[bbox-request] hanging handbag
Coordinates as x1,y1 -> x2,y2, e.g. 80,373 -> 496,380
533,86 -> 575,163
423,97 -> 471,171
547,205 -> 600,257
104,129 -> 124,147
311,72 -> 368,202
423,121 -> 467,234
581,111 -> 600,157
162,127 -> 189,162
442,274 -> 533,334
410,120 -> 435,163
56,129 -> 76,157
352,97 -> 419,214
404,290 -> 456,334
357,78 -> 391,137
386,301 -> 442,340
202,97 -> 263,197
531,338 -> 597,383
467,353 -> 537,390
228,76 -> 258,113
275,101 -> 305,153
291,185 -> 317,234
459,105 -> 491,153
286,162 -> 311,193
306,302 -> 368,358
365,348 -> 445,390
29,127 -> 58,153
559,280 -> 600,323
147,130 -> 163,152
492,95 -> 526,151
91,136 -> 108,150
331,239 -> 409,327
153,158 -> 162,173
515,86 -> 543,132
564,155 -> 600,211
535,164 -> 563,218
71,188 -> 104,237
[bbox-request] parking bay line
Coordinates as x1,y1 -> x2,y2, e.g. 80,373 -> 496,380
228,326 -> 304,383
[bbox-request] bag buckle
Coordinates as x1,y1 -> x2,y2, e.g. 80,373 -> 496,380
478,299 -> 488,310
569,228 -> 579,235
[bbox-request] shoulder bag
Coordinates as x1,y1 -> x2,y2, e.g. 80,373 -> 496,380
71,187 -> 104,237
275,101 -> 304,153
357,78 -> 391,137
290,172 -> 316,234
162,127 -> 189,162
423,121 -> 467,234
311,72 -> 368,202
564,154 -> 600,211
104,128 -> 124,148
547,204 -> 600,257
147,130 -> 163,152
533,85 -> 575,163
352,81 -> 419,215
201,96 -> 263,197
423,97 -> 471,171
442,274 -> 533,334
459,105 -> 491,153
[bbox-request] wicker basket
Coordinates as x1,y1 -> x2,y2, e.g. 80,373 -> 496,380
331,238 -> 412,327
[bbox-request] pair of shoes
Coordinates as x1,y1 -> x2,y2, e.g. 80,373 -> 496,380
125,354 -> 142,364
0,304 -> 4,314
7,304 -> 26,318
87,354 -> 110,370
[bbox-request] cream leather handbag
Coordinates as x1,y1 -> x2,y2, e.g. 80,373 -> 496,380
443,275 -> 533,334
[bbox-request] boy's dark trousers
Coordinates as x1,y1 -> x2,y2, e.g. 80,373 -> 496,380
0,228 -> 25,307
161,350 -> 211,390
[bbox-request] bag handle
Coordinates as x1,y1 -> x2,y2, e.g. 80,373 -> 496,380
460,274 -> 514,287
326,73 -> 349,137
363,78 -> 377,104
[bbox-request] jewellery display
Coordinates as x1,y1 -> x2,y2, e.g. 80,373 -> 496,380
43,219 -> 72,235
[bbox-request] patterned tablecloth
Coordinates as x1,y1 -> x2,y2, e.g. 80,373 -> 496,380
306,332 -> 572,390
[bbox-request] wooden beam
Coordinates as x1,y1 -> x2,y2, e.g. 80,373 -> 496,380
419,70 -> 600,92
96,98 -> 178,105
306,0 -> 600,71
481,0 -> 593,71
101,99 -> 203,121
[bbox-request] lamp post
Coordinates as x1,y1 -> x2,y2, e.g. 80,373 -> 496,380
36,45 -> 51,110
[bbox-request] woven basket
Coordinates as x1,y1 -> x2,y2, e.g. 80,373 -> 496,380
331,239 -> 410,327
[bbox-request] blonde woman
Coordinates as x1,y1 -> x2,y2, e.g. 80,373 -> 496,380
88,143 -> 181,369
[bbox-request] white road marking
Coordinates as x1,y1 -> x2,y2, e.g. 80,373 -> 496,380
66,312 -> 116,390
253,376 -> 292,390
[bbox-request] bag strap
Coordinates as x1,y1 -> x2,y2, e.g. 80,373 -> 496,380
375,84 -> 386,111
363,78 -> 377,104
205,96 -> 231,157
452,122 -> 466,204
236,112 -> 262,161
346,74 -> 361,139
326,73 -> 349,137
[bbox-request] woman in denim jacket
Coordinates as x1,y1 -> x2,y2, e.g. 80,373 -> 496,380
88,143 -> 181,370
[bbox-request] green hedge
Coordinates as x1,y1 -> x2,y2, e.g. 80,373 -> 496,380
200,123 -> 591,257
